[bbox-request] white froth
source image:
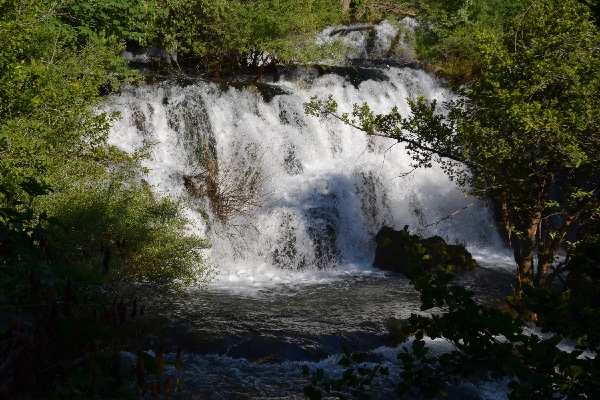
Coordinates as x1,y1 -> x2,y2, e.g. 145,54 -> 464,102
107,36 -> 508,291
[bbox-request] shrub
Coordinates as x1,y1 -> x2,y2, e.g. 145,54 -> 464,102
42,164 -> 213,292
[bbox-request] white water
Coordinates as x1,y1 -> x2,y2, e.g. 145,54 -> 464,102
317,18 -> 418,61
107,21 -> 513,292
108,68 -> 512,290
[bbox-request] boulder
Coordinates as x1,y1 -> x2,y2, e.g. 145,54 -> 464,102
373,226 -> 477,276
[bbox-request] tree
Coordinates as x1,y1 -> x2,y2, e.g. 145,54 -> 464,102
0,0 -> 136,188
411,0 -> 529,83
0,0 -> 212,287
305,0 -> 600,287
137,0 -> 347,71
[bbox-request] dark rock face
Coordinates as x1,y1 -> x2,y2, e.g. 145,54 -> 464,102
373,226 -> 477,275
373,226 -> 414,273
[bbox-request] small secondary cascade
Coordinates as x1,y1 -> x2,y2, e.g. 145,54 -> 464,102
107,22 -> 508,288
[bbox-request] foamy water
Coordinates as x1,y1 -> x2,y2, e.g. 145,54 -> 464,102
108,65 -> 511,291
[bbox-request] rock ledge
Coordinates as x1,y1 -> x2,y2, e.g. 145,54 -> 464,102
373,226 -> 477,275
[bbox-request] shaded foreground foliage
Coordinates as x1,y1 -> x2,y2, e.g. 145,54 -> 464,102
303,227 -> 600,399
1,181 -> 121,397
0,180 -> 197,397
1,180 -> 113,397
43,166 -> 212,292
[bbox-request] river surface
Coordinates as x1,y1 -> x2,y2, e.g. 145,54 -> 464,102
130,263 -> 516,399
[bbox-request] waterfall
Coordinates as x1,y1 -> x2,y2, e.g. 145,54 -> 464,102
102,22 -> 520,400
107,23 -> 510,289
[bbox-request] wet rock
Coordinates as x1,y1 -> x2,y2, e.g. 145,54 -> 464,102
373,226 -> 477,275
121,42 -> 176,65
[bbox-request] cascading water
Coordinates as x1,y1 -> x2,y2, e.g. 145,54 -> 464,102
109,67 -> 509,288
107,20 -> 515,399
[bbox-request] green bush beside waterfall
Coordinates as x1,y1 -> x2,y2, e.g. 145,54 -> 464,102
0,0 -> 212,289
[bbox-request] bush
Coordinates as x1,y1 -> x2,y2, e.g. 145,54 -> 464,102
41,164 -> 213,292
0,1 -> 137,190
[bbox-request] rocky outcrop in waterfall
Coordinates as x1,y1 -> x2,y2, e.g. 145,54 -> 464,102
373,226 -> 477,275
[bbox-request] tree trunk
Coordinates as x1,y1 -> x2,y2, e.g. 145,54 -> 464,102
502,200 -> 541,286
534,250 -> 555,287
500,195 -> 532,285
513,231 -> 536,286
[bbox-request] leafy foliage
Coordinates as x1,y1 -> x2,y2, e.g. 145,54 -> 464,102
0,0 -> 137,189
345,1 -> 417,22
507,233 -> 600,352
130,0 -> 347,71
412,0 -> 529,83
399,251 -> 600,399
3,0 -> 350,76
57,0 -> 167,43
43,165 -> 213,292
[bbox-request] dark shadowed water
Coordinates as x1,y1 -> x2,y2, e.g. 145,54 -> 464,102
130,267 -> 516,399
